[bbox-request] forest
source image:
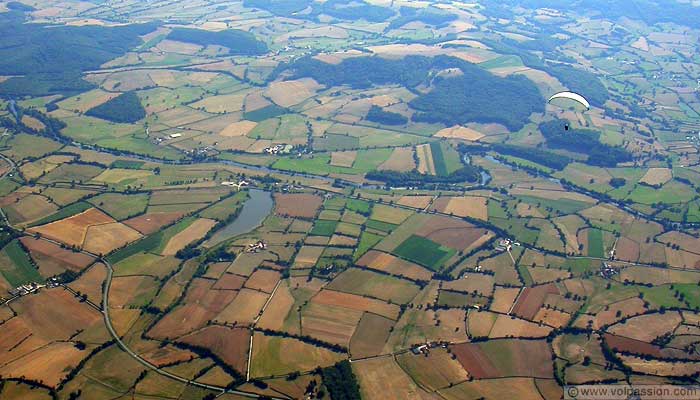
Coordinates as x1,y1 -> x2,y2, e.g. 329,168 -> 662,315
540,120 -> 632,167
85,92 -> 146,123
242,0 -> 393,22
167,28 -> 268,55
0,10 -> 157,97
280,55 -> 543,130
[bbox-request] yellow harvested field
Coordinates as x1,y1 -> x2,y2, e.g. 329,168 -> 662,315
488,315 -> 552,338
21,115 -> 46,131
435,125 -> 485,141
353,357 -> 432,400
0,342 -> 89,387
397,195 -> 433,209
218,120 -> 258,137
190,92 -> 246,114
294,246 -> 324,268
28,208 -> 115,247
416,144 -> 435,175
631,36 -> 650,51
330,151 -> 357,168
313,50 -> 365,64
244,91 -> 272,112
83,222 -> 143,255
215,289 -> 269,326
378,147 -> 416,172
443,196 -> 488,220
161,218 -> 217,256
265,78 -> 322,107
490,287 -> 521,313
639,168 -> 672,186
276,26 -> 349,43
92,168 -> 153,184
357,250 -> 432,282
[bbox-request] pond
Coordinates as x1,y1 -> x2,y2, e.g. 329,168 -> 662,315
204,189 -> 273,247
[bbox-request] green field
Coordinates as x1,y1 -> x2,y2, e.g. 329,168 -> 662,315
587,228 -> 604,258
365,219 -> 397,233
28,201 -> 92,227
89,193 -> 149,220
310,220 -> 339,236
354,231 -> 383,261
0,240 -> 43,286
392,235 -> 455,270
346,199 -> 371,215
430,142 -> 462,177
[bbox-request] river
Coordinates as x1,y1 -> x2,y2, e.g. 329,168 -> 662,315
204,189 -> 274,247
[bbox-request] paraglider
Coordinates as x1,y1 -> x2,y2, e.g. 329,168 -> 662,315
547,91 -> 591,111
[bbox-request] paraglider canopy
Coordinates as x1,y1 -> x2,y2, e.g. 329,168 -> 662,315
547,91 -> 590,110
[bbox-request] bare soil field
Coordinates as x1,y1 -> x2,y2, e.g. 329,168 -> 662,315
293,245 -> 325,268
639,168 -> 672,186
244,269 -> 281,293
213,273 -> 247,291
451,339 -> 553,378
274,193 -> 323,218
311,289 -> 401,320
349,313 -> 394,359
123,212 -> 185,235
20,237 -> 95,275
180,326 -> 250,373
28,208 -> 115,247
512,284 -> 560,320
83,222 -> 142,255
161,218 -> 216,255
301,302 -> 363,346
356,250 -> 432,281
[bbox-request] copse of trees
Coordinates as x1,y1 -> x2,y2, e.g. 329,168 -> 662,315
366,166 -> 481,187
491,143 -> 571,170
539,119 -> 632,167
321,360 -> 362,400
366,105 -> 408,125
85,92 -> 146,124
387,6 -> 457,30
167,28 -> 268,55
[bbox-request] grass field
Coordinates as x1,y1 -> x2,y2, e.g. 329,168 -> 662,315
393,235 -> 455,270
0,240 -> 43,286
310,220 -> 339,236
354,231 -> 383,260
27,201 -> 92,228
89,193 -> 149,220
587,228 -> 604,258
